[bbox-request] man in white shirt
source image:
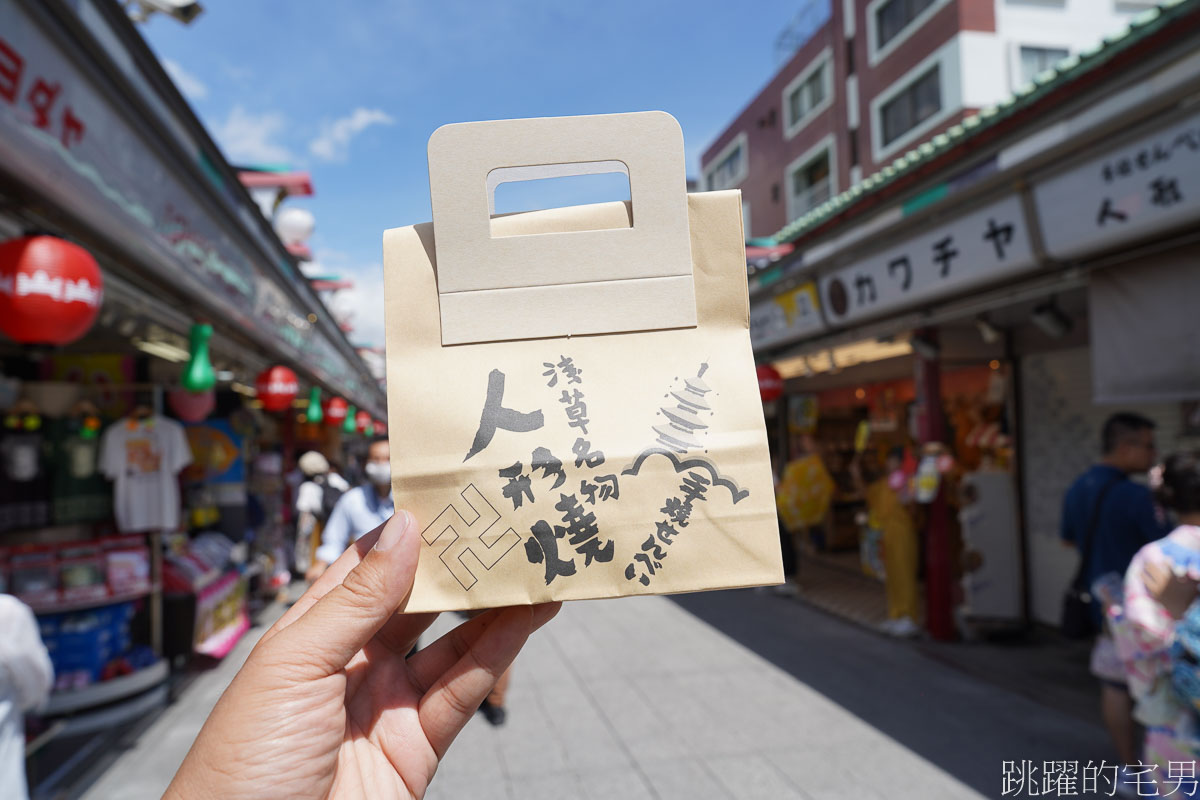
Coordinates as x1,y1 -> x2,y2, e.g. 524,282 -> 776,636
1,594 -> 53,800
307,437 -> 394,581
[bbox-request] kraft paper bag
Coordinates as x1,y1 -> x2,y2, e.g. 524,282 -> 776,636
382,111 -> 782,612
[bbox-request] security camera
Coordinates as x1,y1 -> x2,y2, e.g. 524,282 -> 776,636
126,0 -> 204,24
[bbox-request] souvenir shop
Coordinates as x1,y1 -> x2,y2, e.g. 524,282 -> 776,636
0,1 -> 387,790
750,7 -> 1200,640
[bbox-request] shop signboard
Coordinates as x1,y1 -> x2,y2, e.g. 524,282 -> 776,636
182,419 -> 244,486
817,195 -> 1036,327
0,4 -> 382,415
749,281 -> 824,351
1033,111 -> 1200,261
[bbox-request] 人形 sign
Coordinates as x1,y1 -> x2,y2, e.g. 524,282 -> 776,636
1033,111 -> 1200,261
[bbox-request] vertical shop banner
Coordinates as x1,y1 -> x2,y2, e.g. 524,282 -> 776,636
788,394 -> 819,434
183,419 -> 244,485
749,282 -> 825,351
1033,111 -> 1200,260
818,196 -> 1036,327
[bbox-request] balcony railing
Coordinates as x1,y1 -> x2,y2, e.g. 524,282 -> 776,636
791,176 -> 832,220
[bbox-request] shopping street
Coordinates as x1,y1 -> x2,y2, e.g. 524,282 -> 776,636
5,1 -> 1200,798
72,581 -> 1107,800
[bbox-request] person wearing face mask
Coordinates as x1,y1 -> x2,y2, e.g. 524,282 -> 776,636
307,436 -> 395,582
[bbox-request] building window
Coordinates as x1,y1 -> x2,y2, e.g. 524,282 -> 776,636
789,66 -> 826,125
782,48 -> 834,139
1018,46 -> 1069,85
876,0 -> 936,50
880,65 -> 941,147
848,128 -> 859,167
703,133 -> 748,191
789,150 -> 833,220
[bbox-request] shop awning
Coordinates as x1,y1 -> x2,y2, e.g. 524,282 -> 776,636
1089,249 -> 1200,404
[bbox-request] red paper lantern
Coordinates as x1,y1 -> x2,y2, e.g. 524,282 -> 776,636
254,366 -> 299,412
323,396 -> 348,427
355,409 -> 371,434
0,235 -> 103,345
168,388 -> 215,422
757,363 -> 784,403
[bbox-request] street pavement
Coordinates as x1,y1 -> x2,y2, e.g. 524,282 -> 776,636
79,587 -> 1111,800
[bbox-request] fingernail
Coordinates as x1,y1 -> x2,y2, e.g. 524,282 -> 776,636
377,510 -> 412,551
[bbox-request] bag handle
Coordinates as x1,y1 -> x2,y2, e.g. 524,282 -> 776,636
427,112 -> 697,345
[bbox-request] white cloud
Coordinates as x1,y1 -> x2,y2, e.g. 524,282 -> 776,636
309,108 -> 394,162
213,105 -> 292,165
163,59 -> 208,101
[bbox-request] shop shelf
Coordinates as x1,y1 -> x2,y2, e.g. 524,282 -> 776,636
42,659 -> 169,716
29,587 -> 157,616
49,683 -> 169,740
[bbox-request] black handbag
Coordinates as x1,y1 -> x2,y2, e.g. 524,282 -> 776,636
1061,475 -> 1122,639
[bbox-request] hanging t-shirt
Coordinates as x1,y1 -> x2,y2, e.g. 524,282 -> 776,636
0,426 -> 51,532
48,417 -> 113,525
100,416 -> 192,533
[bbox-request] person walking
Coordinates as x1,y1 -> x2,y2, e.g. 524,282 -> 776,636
775,434 -> 835,596
853,447 -> 920,637
293,451 -> 349,575
1104,451 -> 1200,797
1061,412 -> 1166,784
1,593 -> 54,800
307,436 -> 394,582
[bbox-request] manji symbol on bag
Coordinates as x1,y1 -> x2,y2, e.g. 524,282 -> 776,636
382,111 -> 782,612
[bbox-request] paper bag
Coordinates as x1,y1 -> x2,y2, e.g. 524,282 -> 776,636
382,111 -> 782,612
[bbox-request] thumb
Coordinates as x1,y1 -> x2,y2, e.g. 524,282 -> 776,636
271,510 -> 420,676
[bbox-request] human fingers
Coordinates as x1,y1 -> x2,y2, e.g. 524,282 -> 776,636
266,511 -> 420,677
417,603 -> 561,759
406,603 -> 560,695
263,522 -> 384,644
373,610 -> 440,658
1142,561 -> 1171,596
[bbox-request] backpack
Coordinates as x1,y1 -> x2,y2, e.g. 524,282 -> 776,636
315,476 -> 344,523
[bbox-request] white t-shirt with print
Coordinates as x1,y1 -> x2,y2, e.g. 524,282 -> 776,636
99,416 -> 192,533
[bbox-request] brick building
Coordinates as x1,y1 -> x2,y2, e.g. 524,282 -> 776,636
701,0 -> 1151,240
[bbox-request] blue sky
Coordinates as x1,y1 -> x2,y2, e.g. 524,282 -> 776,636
141,1 -> 829,349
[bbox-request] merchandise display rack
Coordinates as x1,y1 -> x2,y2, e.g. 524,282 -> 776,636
5,386 -> 174,735
42,658 -> 169,716
29,586 -> 157,616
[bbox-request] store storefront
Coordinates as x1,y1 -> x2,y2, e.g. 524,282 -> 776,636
0,2 -> 387,789
749,3 -> 1200,638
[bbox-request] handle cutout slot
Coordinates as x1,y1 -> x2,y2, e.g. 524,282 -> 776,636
488,161 -> 632,237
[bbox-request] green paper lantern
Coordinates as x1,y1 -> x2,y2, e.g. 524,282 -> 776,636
342,404 -> 357,434
181,323 -> 216,393
305,387 -> 322,424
